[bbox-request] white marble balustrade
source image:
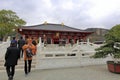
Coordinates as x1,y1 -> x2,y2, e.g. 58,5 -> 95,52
0,41 -> 10,59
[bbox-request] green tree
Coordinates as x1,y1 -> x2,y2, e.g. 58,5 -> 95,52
93,24 -> 120,58
0,9 -> 26,41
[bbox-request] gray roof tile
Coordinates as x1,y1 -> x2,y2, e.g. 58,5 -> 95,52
20,23 -> 92,33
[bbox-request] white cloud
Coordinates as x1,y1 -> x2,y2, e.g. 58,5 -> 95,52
88,0 -> 120,20
61,0 -> 74,10
0,0 -> 120,29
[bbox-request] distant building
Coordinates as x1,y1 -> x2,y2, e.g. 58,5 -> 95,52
85,28 -> 109,42
18,22 -> 93,44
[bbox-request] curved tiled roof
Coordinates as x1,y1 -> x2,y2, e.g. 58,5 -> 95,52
20,23 -> 92,33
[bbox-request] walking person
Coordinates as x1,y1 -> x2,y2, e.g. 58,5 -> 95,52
22,41 -> 35,75
11,37 -> 17,47
18,36 -> 25,58
4,42 -> 20,80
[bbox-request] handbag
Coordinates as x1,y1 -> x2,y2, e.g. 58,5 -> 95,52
26,48 -> 33,58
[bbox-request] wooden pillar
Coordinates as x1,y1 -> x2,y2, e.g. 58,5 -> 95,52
74,36 -> 76,43
67,36 -> 70,44
51,34 -> 53,44
51,38 -> 53,44
52,34 -> 54,44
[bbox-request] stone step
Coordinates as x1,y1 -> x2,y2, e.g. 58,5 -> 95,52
0,60 -> 36,66
0,58 -> 36,64
0,57 -> 36,71
0,64 -> 35,71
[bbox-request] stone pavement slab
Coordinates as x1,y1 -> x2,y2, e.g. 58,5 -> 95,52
0,64 -> 120,80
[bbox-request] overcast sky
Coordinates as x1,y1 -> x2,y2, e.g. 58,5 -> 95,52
0,0 -> 120,29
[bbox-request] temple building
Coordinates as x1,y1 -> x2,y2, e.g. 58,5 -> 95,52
17,22 -> 93,44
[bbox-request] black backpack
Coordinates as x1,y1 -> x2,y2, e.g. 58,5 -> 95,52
26,48 -> 33,58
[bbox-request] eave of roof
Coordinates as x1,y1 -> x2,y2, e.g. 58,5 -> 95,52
19,23 -> 93,33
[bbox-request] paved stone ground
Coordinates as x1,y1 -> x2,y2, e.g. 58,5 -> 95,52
0,64 -> 120,80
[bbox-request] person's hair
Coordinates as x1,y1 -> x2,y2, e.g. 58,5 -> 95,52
10,42 -> 16,47
13,37 -> 16,40
20,36 -> 23,39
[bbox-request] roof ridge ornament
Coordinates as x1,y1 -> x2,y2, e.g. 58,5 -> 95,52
44,21 -> 47,25
61,22 -> 64,26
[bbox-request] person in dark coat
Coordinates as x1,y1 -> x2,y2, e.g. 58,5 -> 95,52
18,36 -> 25,58
4,42 -> 20,80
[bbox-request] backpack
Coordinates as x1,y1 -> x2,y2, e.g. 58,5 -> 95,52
26,48 -> 33,58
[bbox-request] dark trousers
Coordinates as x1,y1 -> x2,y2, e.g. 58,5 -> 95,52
19,48 -> 23,58
24,60 -> 32,74
6,65 -> 15,77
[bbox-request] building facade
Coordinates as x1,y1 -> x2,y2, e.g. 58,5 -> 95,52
18,22 -> 93,44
